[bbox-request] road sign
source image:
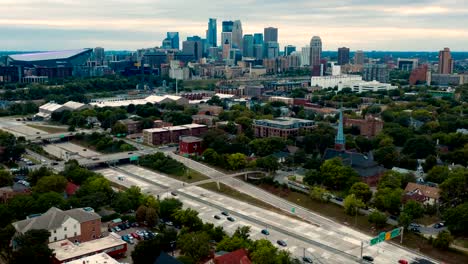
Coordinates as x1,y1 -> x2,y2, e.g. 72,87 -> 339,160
60,134 -> 65,138
291,207 -> 295,213
369,227 -> 403,246
130,156 -> 139,161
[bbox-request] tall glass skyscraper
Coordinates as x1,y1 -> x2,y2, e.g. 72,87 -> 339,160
222,21 -> 234,33
253,33 -> 263,45
242,34 -> 254,57
166,32 -> 179,49
232,20 -> 243,50
207,18 -> 217,47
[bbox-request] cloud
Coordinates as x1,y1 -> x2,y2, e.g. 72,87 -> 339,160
0,0 -> 467,50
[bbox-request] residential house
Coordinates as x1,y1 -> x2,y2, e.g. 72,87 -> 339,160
404,182 -> 440,205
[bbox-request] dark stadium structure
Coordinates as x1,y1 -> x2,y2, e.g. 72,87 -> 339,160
1,49 -> 93,81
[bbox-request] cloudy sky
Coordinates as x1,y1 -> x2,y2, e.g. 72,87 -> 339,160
1,0 -> 467,51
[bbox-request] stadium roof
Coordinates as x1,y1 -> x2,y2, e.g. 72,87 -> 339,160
8,49 -> 92,62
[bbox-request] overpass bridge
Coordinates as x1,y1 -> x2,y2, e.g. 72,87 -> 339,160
110,166 -> 267,195
24,129 -> 97,142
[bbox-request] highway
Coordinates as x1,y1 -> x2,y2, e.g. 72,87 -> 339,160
164,152 -> 439,264
98,165 -> 361,263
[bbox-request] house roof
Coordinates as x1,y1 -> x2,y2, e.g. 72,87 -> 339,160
404,182 -> 440,200
323,149 -> 386,178
12,207 -> 99,234
214,248 -> 252,264
63,101 -> 85,110
65,182 -> 79,196
39,102 -> 65,112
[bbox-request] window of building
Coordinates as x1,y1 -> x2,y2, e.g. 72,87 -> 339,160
53,230 -> 56,234
65,234 -> 67,239
64,227 -> 67,231
74,232 -> 77,236
74,224 -> 76,229
54,237 -> 57,241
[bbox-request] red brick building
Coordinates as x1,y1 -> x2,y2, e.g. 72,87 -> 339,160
409,64 -> 429,85
344,116 -> 383,137
143,124 -> 208,146
179,136 -> 204,155
117,119 -> 142,134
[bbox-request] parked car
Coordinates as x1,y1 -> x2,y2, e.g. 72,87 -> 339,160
389,215 -> 399,221
131,232 -> 140,240
433,222 -> 445,229
221,211 -> 229,216
334,197 -> 344,202
302,256 -> 313,263
362,256 -> 374,262
214,215 -> 221,220
171,192 -> 177,196
398,260 -> 408,264
227,216 -> 235,222
277,240 -> 287,247
261,229 -> 270,235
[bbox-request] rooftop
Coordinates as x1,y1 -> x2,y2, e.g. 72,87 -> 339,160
63,101 -> 85,110
49,233 -> 125,262
65,253 -> 119,264
180,136 -> 203,143
405,182 -> 440,200
39,102 -> 65,112
9,49 -> 92,62
254,117 -> 314,128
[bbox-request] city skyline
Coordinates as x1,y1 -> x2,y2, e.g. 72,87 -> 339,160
1,0 -> 468,51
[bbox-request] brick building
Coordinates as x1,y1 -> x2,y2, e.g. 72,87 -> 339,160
117,119 -> 142,134
409,64 -> 429,85
12,207 -> 101,244
253,117 -> 315,139
179,136 -> 204,155
344,116 -> 383,137
143,124 -> 208,146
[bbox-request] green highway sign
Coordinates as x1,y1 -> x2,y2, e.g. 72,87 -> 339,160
291,207 -> 295,213
369,227 -> 402,246
60,134 -> 65,138
130,156 -> 139,161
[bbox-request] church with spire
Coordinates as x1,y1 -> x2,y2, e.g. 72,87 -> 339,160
322,108 -> 386,186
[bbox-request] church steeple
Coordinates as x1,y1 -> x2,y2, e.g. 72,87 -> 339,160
335,107 -> 346,151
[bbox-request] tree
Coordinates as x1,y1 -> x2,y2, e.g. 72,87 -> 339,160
35,192 -> 65,212
443,202 -> 468,236
11,229 -> 53,264
131,236 -> 161,264
33,175 -> 67,194
343,194 -> 365,216
303,170 -> 321,186
309,186 -> 328,202
202,148 -> 222,166
111,122 -> 127,135
217,235 -> 250,252
112,193 -> 133,214
432,230 -> 453,249
398,212 -> 412,229
426,166 -> 450,184
402,136 -> 435,159
349,182 -> 372,204
177,232 -> 210,261
378,171 -> 403,190
255,156 -> 280,172
249,137 -> 286,157
368,210 -> 387,228
402,200 -> 424,220
319,158 -> 360,191
160,198 -> 183,219
249,239 -> 278,264
439,168 -> 468,207
227,153 -> 247,170
173,208 -> 202,231
373,188 -> 403,215
0,170 -> 13,187
374,145 -> 399,169
233,226 -> 251,240
207,95 -> 223,106
135,205 -> 147,223
145,207 -> 158,227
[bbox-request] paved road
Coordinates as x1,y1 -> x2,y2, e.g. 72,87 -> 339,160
164,153 -> 439,264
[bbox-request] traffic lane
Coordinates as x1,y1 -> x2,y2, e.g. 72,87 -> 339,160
178,196 -> 352,264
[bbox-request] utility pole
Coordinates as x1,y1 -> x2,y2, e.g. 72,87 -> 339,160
360,241 -> 364,263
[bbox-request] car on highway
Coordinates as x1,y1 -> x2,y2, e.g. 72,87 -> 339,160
362,255 -> 374,262
277,240 -> 287,247
334,197 -> 344,202
221,211 -> 229,216
128,152 -> 133,154
92,157 -> 99,160
398,260 -> 408,264
433,222 -> 445,229
214,215 -> 221,220
302,256 -> 313,263
227,216 -> 235,222
261,229 -> 270,235
171,191 -> 177,196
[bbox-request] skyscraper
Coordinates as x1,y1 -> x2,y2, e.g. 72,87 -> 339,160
310,36 -> 322,76
222,38 -> 231,60
354,50 -> 365,65
300,45 -> 310,67
284,45 -> 296,56
253,33 -> 264,45
264,42 -> 279,59
363,63 -> 390,83
337,47 -> 350,65
182,39 -> 202,60
165,32 -> 179,49
242,34 -> 254,57
264,27 -> 278,42
232,20 -> 243,50
207,18 -> 217,47
438,47 -> 454,74
222,21 -> 234,33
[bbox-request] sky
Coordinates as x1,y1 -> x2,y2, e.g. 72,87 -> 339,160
1,0 -> 468,51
